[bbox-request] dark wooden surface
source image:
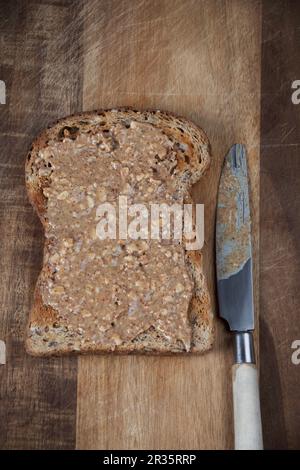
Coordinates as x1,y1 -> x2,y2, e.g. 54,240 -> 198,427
0,0 -> 299,449
0,0 -> 82,449
260,0 -> 300,450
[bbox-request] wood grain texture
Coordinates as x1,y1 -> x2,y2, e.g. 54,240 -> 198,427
76,0 -> 261,449
260,0 -> 300,450
0,0 -> 82,449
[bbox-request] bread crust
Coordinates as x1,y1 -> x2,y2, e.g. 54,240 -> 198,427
25,108 -> 214,356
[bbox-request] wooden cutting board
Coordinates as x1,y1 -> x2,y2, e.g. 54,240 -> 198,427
0,0 -> 261,449
76,0 -> 261,449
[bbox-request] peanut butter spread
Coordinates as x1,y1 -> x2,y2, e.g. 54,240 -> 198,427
216,145 -> 251,280
35,121 -> 194,350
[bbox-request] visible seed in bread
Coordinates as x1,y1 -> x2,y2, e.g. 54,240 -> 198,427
57,190 -> 69,200
49,253 -> 59,264
111,333 -> 122,346
63,238 -> 74,248
176,283 -> 184,294
51,285 -> 65,295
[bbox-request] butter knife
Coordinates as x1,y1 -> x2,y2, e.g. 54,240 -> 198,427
216,144 -> 263,450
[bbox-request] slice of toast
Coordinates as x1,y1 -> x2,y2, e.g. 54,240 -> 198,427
25,108 -> 214,355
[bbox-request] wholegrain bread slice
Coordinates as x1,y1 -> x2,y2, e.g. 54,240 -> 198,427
25,108 -> 214,355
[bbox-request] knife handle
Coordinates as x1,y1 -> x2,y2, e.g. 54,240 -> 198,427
232,363 -> 263,450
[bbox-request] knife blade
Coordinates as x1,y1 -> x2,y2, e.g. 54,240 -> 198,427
216,143 -> 254,332
216,144 -> 263,450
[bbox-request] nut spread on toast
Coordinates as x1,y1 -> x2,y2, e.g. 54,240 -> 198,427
37,121 -> 193,350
